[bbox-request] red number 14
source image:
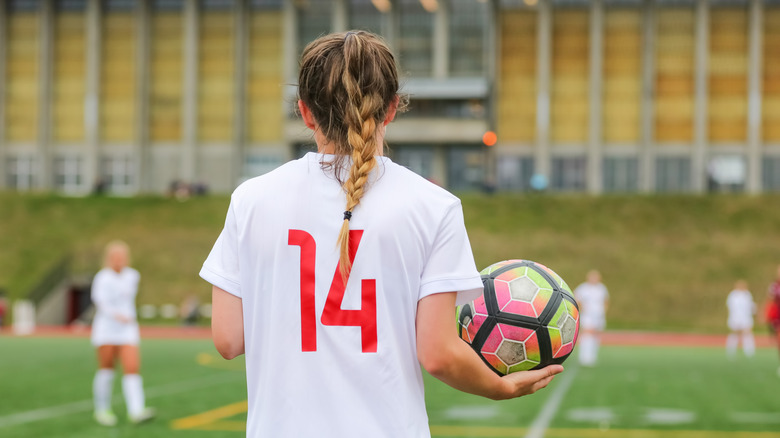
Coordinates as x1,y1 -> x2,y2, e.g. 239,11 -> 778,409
288,229 -> 377,353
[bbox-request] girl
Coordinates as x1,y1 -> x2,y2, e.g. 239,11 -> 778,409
574,270 -> 609,367
91,241 -> 154,425
725,280 -> 756,358
202,31 -> 563,437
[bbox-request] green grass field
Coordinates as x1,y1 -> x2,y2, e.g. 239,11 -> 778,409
1,336 -> 779,438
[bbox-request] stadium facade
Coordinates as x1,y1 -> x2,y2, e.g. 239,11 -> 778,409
0,0 -> 779,195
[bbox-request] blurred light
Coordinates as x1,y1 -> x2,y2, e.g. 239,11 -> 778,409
483,131 -> 498,147
420,0 -> 438,12
524,0 -> 538,6
371,0 -> 391,12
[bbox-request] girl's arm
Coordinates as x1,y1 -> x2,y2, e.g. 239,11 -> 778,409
416,292 -> 563,400
212,286 -> 245,359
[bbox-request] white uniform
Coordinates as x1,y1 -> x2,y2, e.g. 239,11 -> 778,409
201,152 -> 483,438
726,289 -> 755,331
91,267 -> 140,347
574,282 -> 609,331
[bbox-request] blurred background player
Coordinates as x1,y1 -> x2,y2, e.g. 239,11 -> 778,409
725,280 -> 756,359
574,270 -> 609,367
0,289 -> 7,329
203,30 -> 563,437
768,265 -> 780,376
91,241 -> 155,426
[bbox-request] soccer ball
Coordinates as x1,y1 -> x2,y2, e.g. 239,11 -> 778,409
457,260 -> 579,375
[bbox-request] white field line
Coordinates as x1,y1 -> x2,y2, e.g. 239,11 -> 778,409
524,366 -> 579,438
0,373 -> 242,429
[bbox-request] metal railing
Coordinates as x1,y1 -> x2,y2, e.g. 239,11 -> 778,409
26,255 -> 72,306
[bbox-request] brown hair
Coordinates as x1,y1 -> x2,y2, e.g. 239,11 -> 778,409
298,30 -> 405,277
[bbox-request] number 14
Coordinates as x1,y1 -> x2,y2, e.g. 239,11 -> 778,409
288,229 -> 377,353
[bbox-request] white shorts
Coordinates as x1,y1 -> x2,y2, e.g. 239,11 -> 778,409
91,317 -> 140,347
580,314 -> 605,331
728,317 -> 753,332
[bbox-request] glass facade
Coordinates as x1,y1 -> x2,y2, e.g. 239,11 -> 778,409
551,156 -> 587,191
6,156 -> 37,190
391,145 -> 436,181
399,0 -> 434,77
603,156 -> 639,192
449,0 -> 487,77
54,156 -> 84,192
655,157 -> 691,192
497,156 -> 534,191
447,146 -> 484,191
762,156 -> 780,191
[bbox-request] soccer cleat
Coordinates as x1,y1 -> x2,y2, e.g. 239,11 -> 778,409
129,407 -> 156,425
94,410 -> 118,427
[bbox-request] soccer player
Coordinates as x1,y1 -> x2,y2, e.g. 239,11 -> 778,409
574,270 -> 609,367
725,280 -> 756,358
91,241 -> 154,426
769,265 -> 780,376
202,31 -> 563,437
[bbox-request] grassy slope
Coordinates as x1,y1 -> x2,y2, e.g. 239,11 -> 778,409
2,192 -> 780,331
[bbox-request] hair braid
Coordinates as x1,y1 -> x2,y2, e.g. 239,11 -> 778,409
337,33 -> 384,278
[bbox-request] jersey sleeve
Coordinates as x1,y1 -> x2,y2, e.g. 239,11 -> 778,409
419,201 -> 483,305
200,197 -> 242,298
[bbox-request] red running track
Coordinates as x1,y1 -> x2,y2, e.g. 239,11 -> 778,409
1,325 -> 777,348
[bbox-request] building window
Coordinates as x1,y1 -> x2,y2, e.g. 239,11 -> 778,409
6,156 -> 37,191
762,156 -> 780,192
551,156 -> 586,191
244,154 -> 284,180
391,145 -> 435,181
349,0 -> 386,35
101,155 -> 135,193
401,99 -> 486,119
56,0 -> 86,11
655,157 -> 691,192
449,0 -> 487,77
103,0 -> 135,11
448,146 -> 484,191
603,157 -> 639,192
707,155 -> 745,193
152,0 -> 183,9
54,156 -> 84,193
297,0 -> 331,55
497,156 -> 534,191
399,0 -> 434,77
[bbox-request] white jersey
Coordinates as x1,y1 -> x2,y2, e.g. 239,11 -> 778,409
574,282 -> 609,330
726,289 -> 755,330
91,267 -> 140,346
200,152 -> 483,438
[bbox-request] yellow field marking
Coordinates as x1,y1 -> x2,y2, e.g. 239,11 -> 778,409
170,400 -> 247,431
171,402 -> 779,437
195,351 -> 245,371
430,425 -> 780,438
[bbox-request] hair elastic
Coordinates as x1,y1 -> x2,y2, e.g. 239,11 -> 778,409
343,211 -> 353,221
345,31 -> 357,40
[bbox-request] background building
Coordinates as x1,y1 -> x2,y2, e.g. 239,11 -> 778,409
0,0 -> 779,195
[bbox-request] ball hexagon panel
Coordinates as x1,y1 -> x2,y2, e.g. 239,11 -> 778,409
494,269 -> 554,319
547,299 -> 580,359
480,323 -> 541,374
458,299 -> 490,344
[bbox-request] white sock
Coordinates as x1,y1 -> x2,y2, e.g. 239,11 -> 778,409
742,332 -> 755,357
726,333 -> 738,357
122,374 -> 145,417
93,369 -> 115,412
579,334 -> 598,365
